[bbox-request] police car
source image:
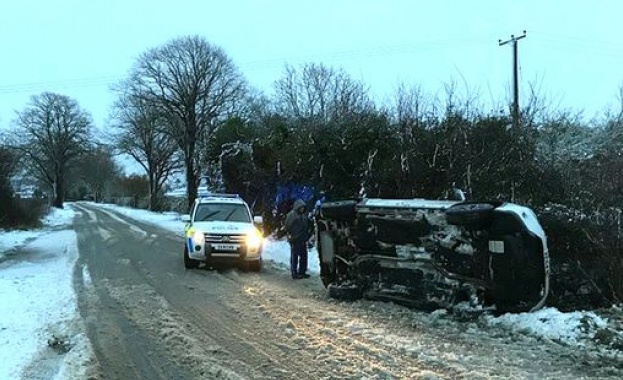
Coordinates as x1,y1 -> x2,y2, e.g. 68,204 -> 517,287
181,193 -> 263,271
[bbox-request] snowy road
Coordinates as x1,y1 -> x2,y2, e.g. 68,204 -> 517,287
69,202 -> 623,380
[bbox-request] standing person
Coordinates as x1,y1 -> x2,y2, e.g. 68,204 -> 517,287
284,199 -> 310,279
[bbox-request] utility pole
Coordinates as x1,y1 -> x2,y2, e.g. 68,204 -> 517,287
499,31 -> 526,128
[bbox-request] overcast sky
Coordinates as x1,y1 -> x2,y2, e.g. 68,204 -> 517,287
1,0 -> 622,130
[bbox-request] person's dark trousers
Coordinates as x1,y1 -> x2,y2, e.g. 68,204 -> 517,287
290,239 -> 308,278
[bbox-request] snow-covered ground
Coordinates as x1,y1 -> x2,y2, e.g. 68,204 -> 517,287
0,206 -> 94,380
1,201 -> 621,379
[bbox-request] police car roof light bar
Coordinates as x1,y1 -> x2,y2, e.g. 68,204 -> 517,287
199,192 -> 240,199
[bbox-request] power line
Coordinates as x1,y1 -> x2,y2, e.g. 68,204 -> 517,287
529,31 -> 623,49
0,38 -> 491,95
0,76 -> 119,94
0,76 -> 118,89
241,38 -> 489,70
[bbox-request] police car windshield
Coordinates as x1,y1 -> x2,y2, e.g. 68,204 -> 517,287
194,203 -> 251,223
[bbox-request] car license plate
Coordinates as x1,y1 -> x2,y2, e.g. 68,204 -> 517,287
213,244 -> 238,251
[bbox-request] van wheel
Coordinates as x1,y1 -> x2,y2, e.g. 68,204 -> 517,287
328,283 -> 362,301
317,231 -> 337,287
184,246 -> 200,269
319,200 -> 358,221
446,202 -> 496,229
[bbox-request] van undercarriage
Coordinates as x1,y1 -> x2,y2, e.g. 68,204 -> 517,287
315,199 -> 550,313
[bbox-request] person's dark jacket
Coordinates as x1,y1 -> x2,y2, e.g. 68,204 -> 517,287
284,199 -> 310,243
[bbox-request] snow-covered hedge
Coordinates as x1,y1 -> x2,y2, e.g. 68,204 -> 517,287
537,204 -> 623,311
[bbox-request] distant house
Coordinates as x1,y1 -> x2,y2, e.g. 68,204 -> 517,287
10,176 -> 41,199
15,185 -> 37,199
164,186 -> 211,198
164,187 -> 186,198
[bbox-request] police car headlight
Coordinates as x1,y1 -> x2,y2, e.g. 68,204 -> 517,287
192,231 -> 204,245
245,228 -> 263,250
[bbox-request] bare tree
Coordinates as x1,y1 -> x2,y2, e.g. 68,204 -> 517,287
0,146 -> 17,225
274,63 -> 372,121
74,145 -> 121,202
112,94 -> 180,210
272,62 -> 374,185
387,83 -> 432,196
615,84 -> 623,122
12,92 -> 92,208
119,35 -> 247,208
392,83 -> 429,128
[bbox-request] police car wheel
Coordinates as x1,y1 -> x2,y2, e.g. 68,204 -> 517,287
244,259 -> 262,272
183,246 -> 200,269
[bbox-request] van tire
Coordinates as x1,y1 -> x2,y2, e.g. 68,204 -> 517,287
328,283 -> 362,301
